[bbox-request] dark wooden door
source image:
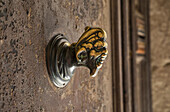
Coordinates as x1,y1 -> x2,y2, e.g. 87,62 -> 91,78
0,0 -> 113,111
110,0 -> 152,112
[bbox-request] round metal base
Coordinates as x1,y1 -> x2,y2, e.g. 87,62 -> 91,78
46,34 -> 71,88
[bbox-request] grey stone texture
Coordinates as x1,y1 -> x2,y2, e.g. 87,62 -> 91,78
150,0 -> 170,111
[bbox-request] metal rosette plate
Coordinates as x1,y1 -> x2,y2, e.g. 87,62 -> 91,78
46,34 -> 71,88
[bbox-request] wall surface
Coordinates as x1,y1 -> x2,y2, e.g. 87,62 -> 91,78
150,0 -> 170,111
0,0 -> 112,112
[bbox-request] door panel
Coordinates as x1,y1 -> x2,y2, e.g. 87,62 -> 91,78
0,0 -> 112,111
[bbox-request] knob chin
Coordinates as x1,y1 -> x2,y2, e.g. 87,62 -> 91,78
90,68 -> 99,77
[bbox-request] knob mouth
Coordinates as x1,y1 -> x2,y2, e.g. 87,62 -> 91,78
87,58 -> 102,77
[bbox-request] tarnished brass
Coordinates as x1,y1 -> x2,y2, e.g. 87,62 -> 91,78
46,27 -> 108,88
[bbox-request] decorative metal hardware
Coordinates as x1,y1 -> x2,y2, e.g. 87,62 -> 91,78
46,26 -> 108,88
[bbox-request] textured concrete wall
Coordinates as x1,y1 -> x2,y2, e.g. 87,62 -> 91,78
0,0 -> 112,111
150,0 -> 170,111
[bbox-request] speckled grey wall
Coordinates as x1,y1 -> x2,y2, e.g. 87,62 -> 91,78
0,0 -> 112,111
150,0 -> 170,111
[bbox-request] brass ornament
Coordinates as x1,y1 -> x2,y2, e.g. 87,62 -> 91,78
46,27 -> 108,88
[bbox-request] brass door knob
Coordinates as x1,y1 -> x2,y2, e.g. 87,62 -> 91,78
46,27 -> 108,88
